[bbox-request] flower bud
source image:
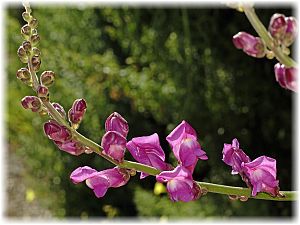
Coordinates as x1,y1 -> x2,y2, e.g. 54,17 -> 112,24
44,120 -> 71,142
16,68 -> 32,86
32,47 -> 41,57
21,24 -> 31,36
21,96 -> 42,112
22,41 -> 32,53
22,12 -> 31,22
51,102 -> 66,118
30,34 -> 40,47
68,99 -> 87,127
31,56 -> 41,71
274,63 -> 297,92
268,13 -> 287,42
233,32 -> 266,58
37,85 -> 49,101
29,18 -> 38,29
105,112 -> 129,138
40,71 -> 55,87
17,46 -> 28,63
283,17 -> 297,47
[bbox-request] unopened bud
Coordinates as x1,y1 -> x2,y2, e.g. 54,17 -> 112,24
68,99 -> 87,127
21,96 -> 42,112
37,85 -> 49,101
233,32 -> 266,58
283,17 -> 297,47
239,196 -> 249,202
44,120 -> 71,142
22,41 -> 32,53
31,56 -> 41,71
32,47 -> 41,57
16,68 -> 32,86
17,46 -> 28,63
30,34 -> 40,47
29,18 -> 38,29
51,102 -> 66,118
105,112 -> 129,138
21,24 -> 31,38
40,71 -> 55,87
22,12 -> 32,22
269,13 -> 287,42
274,63 -> 297,92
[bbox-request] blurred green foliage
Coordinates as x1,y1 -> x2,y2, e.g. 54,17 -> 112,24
6,4 -> 294,219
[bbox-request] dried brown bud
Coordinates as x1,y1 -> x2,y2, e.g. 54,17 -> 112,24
16,68 -> 31,86
31,56 -> 41,71
21,24 -> 31,36
22,41 -> 32,53
40,71 -> 55,87
30,34 -> 40,47
29,18 -> 38,29
17,46 -> 28,63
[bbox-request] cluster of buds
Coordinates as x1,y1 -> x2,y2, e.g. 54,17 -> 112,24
43,100 -> 87,155
222,138 -> 281,197
232,13 -> 297,92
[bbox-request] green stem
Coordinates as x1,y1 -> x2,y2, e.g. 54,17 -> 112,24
243,5 -> 297,68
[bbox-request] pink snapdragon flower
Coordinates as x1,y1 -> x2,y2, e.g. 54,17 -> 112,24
156,166 -> 201,202
232,32 -> 266,58
126,133 -> 171,179
68,98 -> 87,125
274,63 -> 297,92
222,138 -> 250,175
70,166 -> 130,198
241,156 -> 280,196
105,112 -> 129,138
101,131 -> 127,162
166,121 -> 207,172
44,120 -> 71,142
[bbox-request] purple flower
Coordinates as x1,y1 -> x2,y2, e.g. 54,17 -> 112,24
70,166 -> 130,198
54,140 -> 86,156
126,133 -> 170,179
232,32 -> 266,58
166,121 -> 207,172
101,131 -> 127,162
222,138 -> 251,175
44,120 -> 71,142
241,156 -> 280,196
268,13 -> 287,41
156,166 -> 201,202
274,63 -> 297,92
105,112 -> 129,138
283,16 -> 297,46
21,96 -> 42,112
68,99 -> 87,125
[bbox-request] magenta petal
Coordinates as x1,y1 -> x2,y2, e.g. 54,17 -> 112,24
167,179 -> 194,202
101,131 -> 126,162
55,140 -> 85,156
126,133 -> 168,176
99,167 -> 130,188
156,166 -> 192,183
86,175 -> 110,198
166,121 -> 197,149
70,166 -> 98,184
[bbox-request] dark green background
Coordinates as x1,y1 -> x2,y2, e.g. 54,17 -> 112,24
6,4 -> 295,219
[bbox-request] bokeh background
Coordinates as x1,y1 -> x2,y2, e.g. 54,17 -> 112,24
5,3 -> 295,219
